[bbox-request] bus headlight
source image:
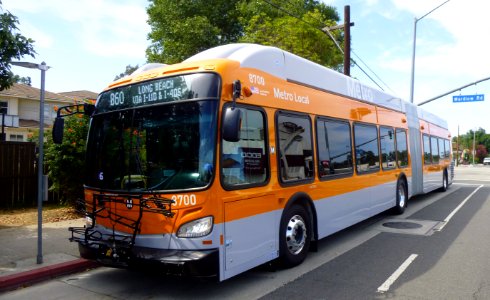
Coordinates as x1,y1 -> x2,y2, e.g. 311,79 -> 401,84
85,216 -> 94,227
177,216 -> 213,238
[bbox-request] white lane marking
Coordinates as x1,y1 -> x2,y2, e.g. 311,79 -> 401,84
377,254 -> 418,293
454,179 -> 490,182
435,184 -> 484,232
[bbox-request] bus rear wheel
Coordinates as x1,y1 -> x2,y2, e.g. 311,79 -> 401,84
439,170 -> 448,192
393,179 -> 407,215
279,205 -> 311,268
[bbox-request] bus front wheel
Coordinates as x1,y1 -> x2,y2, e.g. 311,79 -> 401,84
279,204 -> 311,268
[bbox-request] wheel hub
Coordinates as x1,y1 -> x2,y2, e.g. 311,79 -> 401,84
285,215 -> 307,255
398,185 -> 406,208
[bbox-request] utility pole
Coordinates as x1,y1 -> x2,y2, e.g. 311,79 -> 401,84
344,5 -> 351,76
473,129 -> 476,165
456,125 -> 459,166
322,5 -> 354,76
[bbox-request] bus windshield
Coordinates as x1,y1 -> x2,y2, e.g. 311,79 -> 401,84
85,73 -> 220,192
85,74 -> 220,192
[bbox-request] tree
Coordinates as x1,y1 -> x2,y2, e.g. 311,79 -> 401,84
43,113 -> 90,204
0,2 -> 36,91
476,144 -> 488,163
146,0 -> 242,64
146,0 -> 343,69
453,128 -> 490,163
114,64 -> 139,81
12,74 -> 31,85
238,1 -> 342,69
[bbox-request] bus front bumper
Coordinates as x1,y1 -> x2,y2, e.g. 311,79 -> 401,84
78,242 -> 219,277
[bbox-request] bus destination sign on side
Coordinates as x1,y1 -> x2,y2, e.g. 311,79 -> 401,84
452,94 -> 484,103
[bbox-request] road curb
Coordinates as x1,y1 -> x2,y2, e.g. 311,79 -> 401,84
0,258 -> 99,293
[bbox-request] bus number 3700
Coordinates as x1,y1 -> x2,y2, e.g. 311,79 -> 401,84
171,194 -> 197,207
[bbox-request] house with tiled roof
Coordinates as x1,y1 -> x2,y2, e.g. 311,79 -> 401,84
59,90 -> 98,102
0,84 -> 98,141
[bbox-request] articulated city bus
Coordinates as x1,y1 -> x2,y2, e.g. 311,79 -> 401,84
57,43 -> 453,281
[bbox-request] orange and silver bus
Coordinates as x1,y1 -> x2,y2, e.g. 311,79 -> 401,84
56,43 -> 453,281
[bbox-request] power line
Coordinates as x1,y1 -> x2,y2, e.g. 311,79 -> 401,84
350,57 -> 385,91
351,50 -> 396,93
260,0 -> 388,92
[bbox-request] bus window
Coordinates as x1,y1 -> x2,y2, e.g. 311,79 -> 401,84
221,106 -> 268,187
395,129 -> 408,168
444,139 -> 451,158
438,138 -> 445,159
380,126 -> 396,170
431,136 -> 439,163
316,118 -> 353,179
423,134 -> 432,164
277,112 -> 314,183
354,123 -> 380,173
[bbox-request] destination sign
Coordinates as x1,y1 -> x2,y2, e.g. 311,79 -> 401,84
452,94 -> 484,103
97,73 -> 220,113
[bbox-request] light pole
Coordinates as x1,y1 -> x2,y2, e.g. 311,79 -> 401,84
409,0 -> 450,103
473,129 -> 476,165
11,61 -> 50,264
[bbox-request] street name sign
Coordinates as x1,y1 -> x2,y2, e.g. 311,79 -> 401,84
452,94 -> 484,103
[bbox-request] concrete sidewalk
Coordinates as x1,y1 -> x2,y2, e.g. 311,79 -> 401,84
0,218 -> 99,292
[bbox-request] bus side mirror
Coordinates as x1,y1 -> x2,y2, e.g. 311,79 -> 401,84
222,107 -> 242,142
84,103 -> 95,116
52,117 -> 65,144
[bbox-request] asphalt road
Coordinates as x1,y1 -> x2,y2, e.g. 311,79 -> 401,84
264,184 -> 490,299
2,166 -> 489,300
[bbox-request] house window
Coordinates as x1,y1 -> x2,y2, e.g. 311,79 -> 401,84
9,134 -> 24,142
0,101 -> 7,114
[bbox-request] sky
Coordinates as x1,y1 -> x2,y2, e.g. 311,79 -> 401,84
3,0 -> 490,136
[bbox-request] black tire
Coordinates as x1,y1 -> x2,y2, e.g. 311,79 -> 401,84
439,170 -> 448,192
279,204 -> 311,268
393,179 -> 407,215
78,243 -> 97,259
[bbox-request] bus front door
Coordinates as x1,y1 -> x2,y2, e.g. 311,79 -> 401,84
222,193 -> 277,279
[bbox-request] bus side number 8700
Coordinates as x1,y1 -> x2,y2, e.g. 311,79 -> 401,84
171,194 -> 197,207
249,73 -> 265,86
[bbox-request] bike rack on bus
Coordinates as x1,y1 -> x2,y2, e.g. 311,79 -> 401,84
69,193 -> 175,266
